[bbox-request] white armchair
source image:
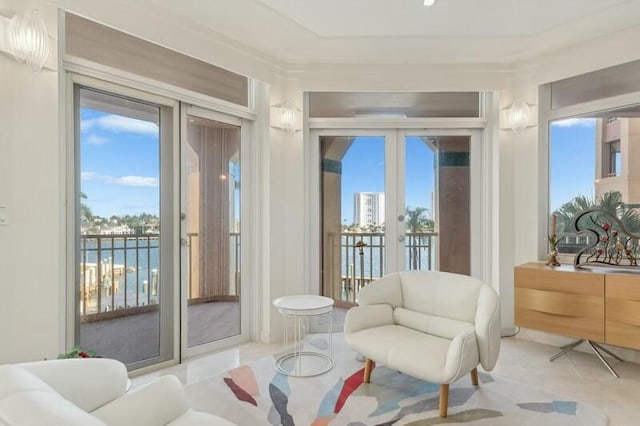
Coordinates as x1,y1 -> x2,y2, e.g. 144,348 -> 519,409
344,270 -> 500,417
0,358 -> 235,425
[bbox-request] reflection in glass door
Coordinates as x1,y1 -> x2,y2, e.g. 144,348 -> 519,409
318,131 -> 472,305
182,110 -> 241,352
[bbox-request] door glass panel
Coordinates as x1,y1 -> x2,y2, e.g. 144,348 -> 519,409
320,136 -> 385,304
319,133 -> 471,304
431,135 -> 471,274
77,87 -> 164,366
404,136 -> 437,271
185,115 -> 241,346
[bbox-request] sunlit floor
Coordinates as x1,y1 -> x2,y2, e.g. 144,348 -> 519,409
134,334 -> 640,426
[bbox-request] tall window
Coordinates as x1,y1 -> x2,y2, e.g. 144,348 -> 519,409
549,110 -> 640,257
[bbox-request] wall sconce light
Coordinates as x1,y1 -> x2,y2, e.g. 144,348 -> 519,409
5,10 -> 50,71
507,99 -> 531,131
270,103 -> 302,132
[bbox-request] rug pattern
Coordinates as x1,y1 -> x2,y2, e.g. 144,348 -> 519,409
185,336 -> 607,426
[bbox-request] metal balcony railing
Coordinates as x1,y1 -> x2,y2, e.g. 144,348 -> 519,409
80,233 -> 159,319
80,232 -> 242,321
339,231 -> 437,302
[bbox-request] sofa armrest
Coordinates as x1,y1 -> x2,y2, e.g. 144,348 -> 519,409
344,304 -> 394,335
17,358 -> 128,412
91,375 -> 189,426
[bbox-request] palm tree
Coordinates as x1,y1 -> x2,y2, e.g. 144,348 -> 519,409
555,191 -> 640,235
405,207 -> 435,270
554,194 -> 595,235
553,191 -> 640,255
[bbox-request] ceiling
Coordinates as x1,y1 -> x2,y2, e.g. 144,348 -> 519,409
137,0 -> 640,67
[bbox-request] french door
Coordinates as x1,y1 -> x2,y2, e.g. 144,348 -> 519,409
311,129 -> 481,305
180,105 -> 249,359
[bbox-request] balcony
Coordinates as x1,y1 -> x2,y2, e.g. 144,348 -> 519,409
337,231 -> 437,303
79,231 -> 436,365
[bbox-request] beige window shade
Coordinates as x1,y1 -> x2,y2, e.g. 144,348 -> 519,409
65,13 -> 248,107
309,92 -> 479,118
550,59 -> 640,110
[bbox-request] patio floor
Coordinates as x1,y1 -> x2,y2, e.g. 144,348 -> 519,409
80,301 -> 240,365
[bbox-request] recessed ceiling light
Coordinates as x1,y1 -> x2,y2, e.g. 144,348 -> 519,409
424,0 -> 435,6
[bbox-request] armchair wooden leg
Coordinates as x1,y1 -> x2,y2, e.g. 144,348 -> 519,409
439,383 -> 449,417
364,358 -> 373,383
470,367 -> 479,386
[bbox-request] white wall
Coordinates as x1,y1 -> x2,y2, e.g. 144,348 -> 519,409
0,3 -> 60,362
260,75 -> 306,343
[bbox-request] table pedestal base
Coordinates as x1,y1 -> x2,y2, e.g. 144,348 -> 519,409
549,339 -> 622,378
275,351 -> 334,377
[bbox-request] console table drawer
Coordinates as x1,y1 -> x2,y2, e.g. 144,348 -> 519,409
514,263 -> 605,341
606,274 -> 640,350
515,288 -> 604,340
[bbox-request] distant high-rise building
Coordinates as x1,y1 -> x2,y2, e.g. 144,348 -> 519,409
354,192 -> 385,226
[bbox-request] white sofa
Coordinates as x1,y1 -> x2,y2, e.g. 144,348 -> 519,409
344,271 -> 500,417
0,358 -> 235,425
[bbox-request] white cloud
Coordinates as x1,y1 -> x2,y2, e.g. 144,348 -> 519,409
81,114 -> 158,135
551,118 -> 596,128
81,172 -> 158,187
116,176 -> 159,187
85,134 -> 109,146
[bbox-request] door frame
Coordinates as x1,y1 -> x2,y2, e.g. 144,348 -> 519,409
179,104 -> 251,360
306,126 -> 485,297
66,73 -> 180,372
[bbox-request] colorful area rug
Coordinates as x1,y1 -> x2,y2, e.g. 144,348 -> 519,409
184,334 -> 607,425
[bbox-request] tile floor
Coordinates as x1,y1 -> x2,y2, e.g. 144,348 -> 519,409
133,335 -> 640,426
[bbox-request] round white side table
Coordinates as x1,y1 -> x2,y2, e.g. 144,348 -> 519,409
272,295 -> 334,377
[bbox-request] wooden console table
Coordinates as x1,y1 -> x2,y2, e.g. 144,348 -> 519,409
514,262 -> 640,377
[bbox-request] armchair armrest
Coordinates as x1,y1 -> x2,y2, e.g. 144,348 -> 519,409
91,375 -> 189,426
344,304 -> 394,335
474,285 -> 501,371
17,358 -> 128,412
443,329 -> 479,382
357,274 -> 403,307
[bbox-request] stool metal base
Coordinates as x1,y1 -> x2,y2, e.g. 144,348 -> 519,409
275,351 -> 334,377
549,339 -> 622,378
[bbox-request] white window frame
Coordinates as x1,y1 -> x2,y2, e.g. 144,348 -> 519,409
65,73 -> 180,372
179,105 -> 252,360
63,57 -> 258,373
539,88 -> 640,260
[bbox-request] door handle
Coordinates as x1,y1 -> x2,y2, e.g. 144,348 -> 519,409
180,238 -> 189,247
398,236 -> 405,242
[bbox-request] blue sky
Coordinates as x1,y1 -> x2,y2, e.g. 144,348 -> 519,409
549,118 -> 596,212
81,108 -> 596,222
81,108 -> 160,217
341,136 -> 434,224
